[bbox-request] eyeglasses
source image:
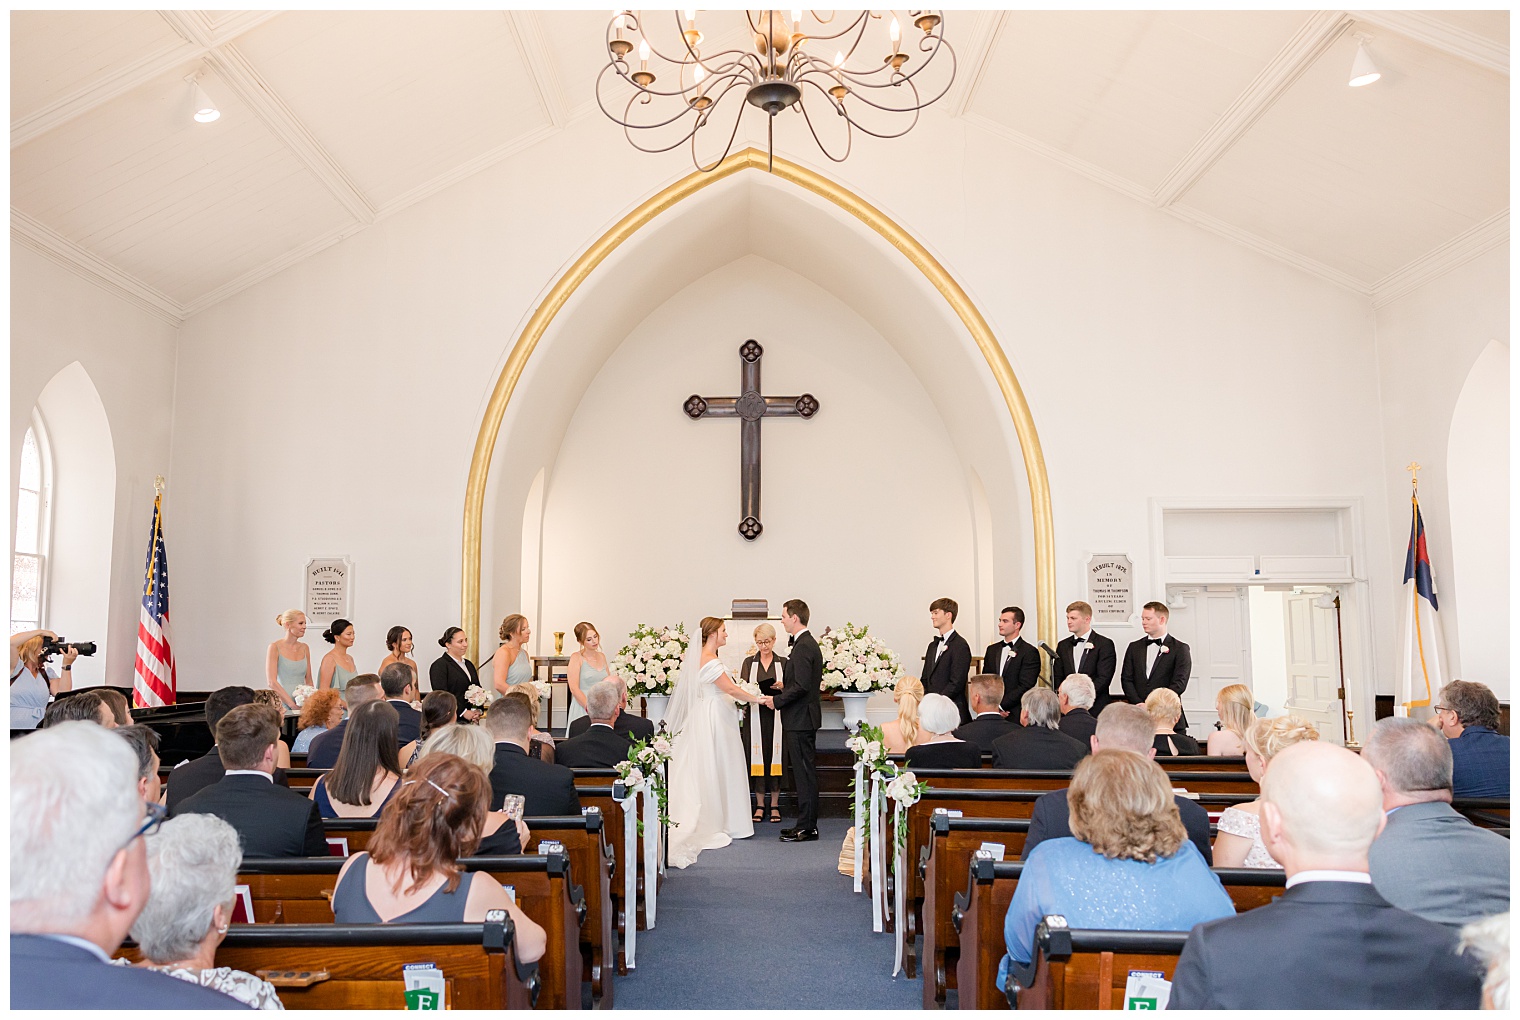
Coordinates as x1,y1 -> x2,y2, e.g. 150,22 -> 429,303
123,801 -> 167,849
1434,705 -> 1454,714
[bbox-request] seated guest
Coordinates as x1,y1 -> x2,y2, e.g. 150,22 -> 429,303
418,724 -> 530,855
1364,717 -> 1509,928
39,689 -> 113,728
880,675 -> 925,755
167,686 -> 292,814
1145,688 -> 1200,755
97,687 -> 132,727
127,814 -> 284,1009
1213,714 -> 1319,869
556,681 -> 636,768
990,688 -> 1088,770
998,750 -> 1233,986
1169,742 -> 1484,1008
1207,683 -> 1254,756
305,674 -> 383,770
500,688 -> 556,763
1460,913 -> 1511,1010
952,674 -> 1018,753
291,688 -> 343,754
177,704 -> 327,858
1056,674 -> 1098,744
331,753 -> 548,964
1435,680 -> 1509,798
567,675 -> 657,740
379,662 -> 422,746
11,722 -> 244,1008
404,690 -> 458,766
1022,704 -> 1212,863
117,724 -> 163,806
482,693 -> 581,816
905,693 -> 983,769
309,701 -> 402,820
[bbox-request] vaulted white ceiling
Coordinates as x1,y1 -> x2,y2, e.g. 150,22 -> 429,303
10,10 -> 1509,324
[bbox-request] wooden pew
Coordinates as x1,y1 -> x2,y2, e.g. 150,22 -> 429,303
575,784 -> 641,974
123,917 -> 539,1009
889,754 -> 1250,776
237,852 -> 584,1010
953,859 -> 1287,1009
1013,920 -> 1189,1010
904,768 -> 1257,796
1453,798 -> 1510,829
921,818 -> 1028,1008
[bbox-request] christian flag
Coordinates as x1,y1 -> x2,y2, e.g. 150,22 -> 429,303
133,492 -> 177,708
1396,493 -> 1447,714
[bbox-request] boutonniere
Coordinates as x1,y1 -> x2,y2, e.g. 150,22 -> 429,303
1159,646 -> 1171,655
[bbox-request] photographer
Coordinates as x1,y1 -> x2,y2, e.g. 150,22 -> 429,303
10,629 -> 78,730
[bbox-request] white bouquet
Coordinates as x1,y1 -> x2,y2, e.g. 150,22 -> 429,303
818,622 -> 903,693
464,684 -> 494,709
290,684 -> 317,708
611,623 -> 688,697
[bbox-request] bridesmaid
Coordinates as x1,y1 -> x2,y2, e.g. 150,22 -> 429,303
490,614 -> 534,695
265,610 -> 308,709
564,622 -> 609,731
429,627 -> 481,721
379,626 -> 420,690
738,623 -> 786,823
318,619 -> 359,693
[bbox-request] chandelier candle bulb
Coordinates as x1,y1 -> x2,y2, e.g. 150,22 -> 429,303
610,10 -> 632,58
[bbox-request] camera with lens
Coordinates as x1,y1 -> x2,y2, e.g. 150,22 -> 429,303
40,636 -> 97,659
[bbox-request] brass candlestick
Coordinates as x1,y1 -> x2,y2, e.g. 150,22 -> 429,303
1345,708 -> 1360,750
554,631 -> 565,656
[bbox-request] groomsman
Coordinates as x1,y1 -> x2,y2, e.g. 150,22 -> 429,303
921,598 -> 973,723
1052,601 -> 1118,714
984,606 -> 1041,718
1121,601 -> 1193,733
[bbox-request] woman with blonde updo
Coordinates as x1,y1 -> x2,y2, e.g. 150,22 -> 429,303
1212,714 -> 1321,869
1207,684 -> 1256,756
265,610 -> 309,709
490,615 -> 534,695
881,676 -> 925,755
564,622 -> 609,731
1145,689 -> 1201,756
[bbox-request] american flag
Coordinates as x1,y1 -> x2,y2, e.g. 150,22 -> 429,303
133,492 -> 177,708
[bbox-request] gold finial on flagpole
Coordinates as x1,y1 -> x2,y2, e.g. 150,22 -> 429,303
1405,461 -> 1421,497
153,475 -> 166,495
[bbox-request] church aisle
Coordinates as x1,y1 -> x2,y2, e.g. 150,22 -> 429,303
612,817 -> 921,1010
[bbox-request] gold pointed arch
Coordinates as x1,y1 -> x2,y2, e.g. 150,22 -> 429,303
462,147 -> 1055,660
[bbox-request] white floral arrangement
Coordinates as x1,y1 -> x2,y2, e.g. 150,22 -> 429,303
885,769 -> 927,807
611,623 -> 688,697
818,622 -> 903,693
516,678 -> 552,702
290,685 -> 317,708
464,684 -> 494,709
615,733 -> 677,830
845,725 -> 891,774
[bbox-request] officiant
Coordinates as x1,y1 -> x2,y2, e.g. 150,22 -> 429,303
739,624 -> 786,825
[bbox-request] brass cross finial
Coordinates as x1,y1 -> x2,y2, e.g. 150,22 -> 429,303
1405,461 -> 1421,493
154,475 -> 166,495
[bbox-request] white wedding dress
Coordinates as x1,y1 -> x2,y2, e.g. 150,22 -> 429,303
666,657 -> 754,869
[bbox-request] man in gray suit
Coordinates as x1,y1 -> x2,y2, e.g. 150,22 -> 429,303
1364,716 -> 1509,928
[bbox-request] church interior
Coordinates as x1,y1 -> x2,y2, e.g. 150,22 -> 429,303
8,9 -> 1510,1012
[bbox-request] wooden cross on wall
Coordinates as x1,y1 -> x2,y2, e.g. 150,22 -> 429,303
683,339 -> 819,540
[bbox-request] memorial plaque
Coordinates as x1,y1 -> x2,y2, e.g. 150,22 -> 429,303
304,556 -> 354,629
1086,554 -> 1133,624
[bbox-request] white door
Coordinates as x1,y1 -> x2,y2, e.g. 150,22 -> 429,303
1164,586 -> 1251,738
1284,591 -> 1342,744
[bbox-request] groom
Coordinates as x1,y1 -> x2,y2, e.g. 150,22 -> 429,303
774,598 -> 822,843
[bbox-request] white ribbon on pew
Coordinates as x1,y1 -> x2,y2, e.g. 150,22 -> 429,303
891,800 -> 908,976
619,786 -> 639,968
641,784 -> 659,928
853,759 -> 866,893
870,772 -> 886,933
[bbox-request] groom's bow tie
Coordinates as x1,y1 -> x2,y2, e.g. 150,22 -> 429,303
1003,641 -> 1017,649
787,635 -> 796,648
1146,637 -> 1164,646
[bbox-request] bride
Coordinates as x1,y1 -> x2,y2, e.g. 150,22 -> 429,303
665,617 -> 773,869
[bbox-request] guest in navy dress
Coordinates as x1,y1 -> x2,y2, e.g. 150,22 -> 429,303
310,701 -> 402,819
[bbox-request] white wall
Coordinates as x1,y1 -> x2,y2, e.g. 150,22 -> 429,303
1248,586 -> 1289,714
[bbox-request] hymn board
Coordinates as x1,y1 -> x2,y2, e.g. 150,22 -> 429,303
683,339 -> 819,540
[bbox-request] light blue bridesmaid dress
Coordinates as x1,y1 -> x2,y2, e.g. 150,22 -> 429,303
276,654 -> 307,698
330,662 -> 358,693
569,659 -> 609,726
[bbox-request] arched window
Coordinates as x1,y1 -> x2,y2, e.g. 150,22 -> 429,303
12,419 -> 52,633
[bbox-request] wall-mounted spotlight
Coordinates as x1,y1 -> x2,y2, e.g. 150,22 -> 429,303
1349,34 -> 1381,87
186,72 -> 220,122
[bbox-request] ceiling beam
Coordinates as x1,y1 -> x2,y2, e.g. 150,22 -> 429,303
1349,10 -> 1508,76
947,11 -> 1008,119
12,210 -> 187,324
1371,209 -> 1509,308
1152,11 -> 1354,208
508,11 -> 570,129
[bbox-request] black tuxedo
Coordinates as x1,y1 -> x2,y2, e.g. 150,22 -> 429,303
1120,634 -> 1193,732
555,723 -> 633,769
922,630 -> 973,722
567,709 -> 655,740
905,739 -> 984,770
990,725 -> 1088,771
983,636 -> 1041,715
386,699 -> 422,746
11,935 -> 246,1009
772,629 -> 823,830
1052,631 -> 1118,713
165,747 -> 288,815
429,653 -> 479,719
1021,787 -> 1212,864
1169,881 -> 1483,1009
488,742 -> 581,817
305,718 -> 349,770
953,712 -> 1018,754
176,772 -> 328,858
1057,708 -> 1098,745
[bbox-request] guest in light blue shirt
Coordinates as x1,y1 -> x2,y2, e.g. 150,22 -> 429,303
1435,681 -> 1509,799
999,750 -> 1235,989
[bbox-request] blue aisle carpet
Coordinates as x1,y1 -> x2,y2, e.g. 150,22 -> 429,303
612,816 -> 922,1009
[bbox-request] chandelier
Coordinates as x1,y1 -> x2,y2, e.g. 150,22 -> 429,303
597,10 -> 955,172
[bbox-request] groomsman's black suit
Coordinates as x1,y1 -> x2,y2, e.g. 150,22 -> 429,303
386,698 -> 422,746
488,741 -> 582,817
953,712 -> 1019,754
983,636 -> 1041,716
1120,634 -> 1193,732
166,746 -> 289,815
772,629 -> 822,834
429,652 -> 480,720
1051,631 -> 1118,714
554,722 -> 634,769
176,772 -> 328,858
921,630 -> 973,723
567,710 -> 656,740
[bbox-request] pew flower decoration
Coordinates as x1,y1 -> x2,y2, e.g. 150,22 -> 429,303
612,623 -> 688,697
464,684 -> 494,709
616,734 -> 676,831
290,685 -> 317,708
845,723 -> 891,775
885,770 -> 928,807
819,622 -> 903,693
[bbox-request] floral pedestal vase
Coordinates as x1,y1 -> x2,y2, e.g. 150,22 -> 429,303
837,692 -> 872,731
643,693 -> 670,728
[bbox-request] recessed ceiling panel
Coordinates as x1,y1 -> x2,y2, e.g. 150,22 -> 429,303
11,10 -> 188,123
234,10 -> 553,208
969,10 -> 1310,192
1178,27 -> 1508,284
